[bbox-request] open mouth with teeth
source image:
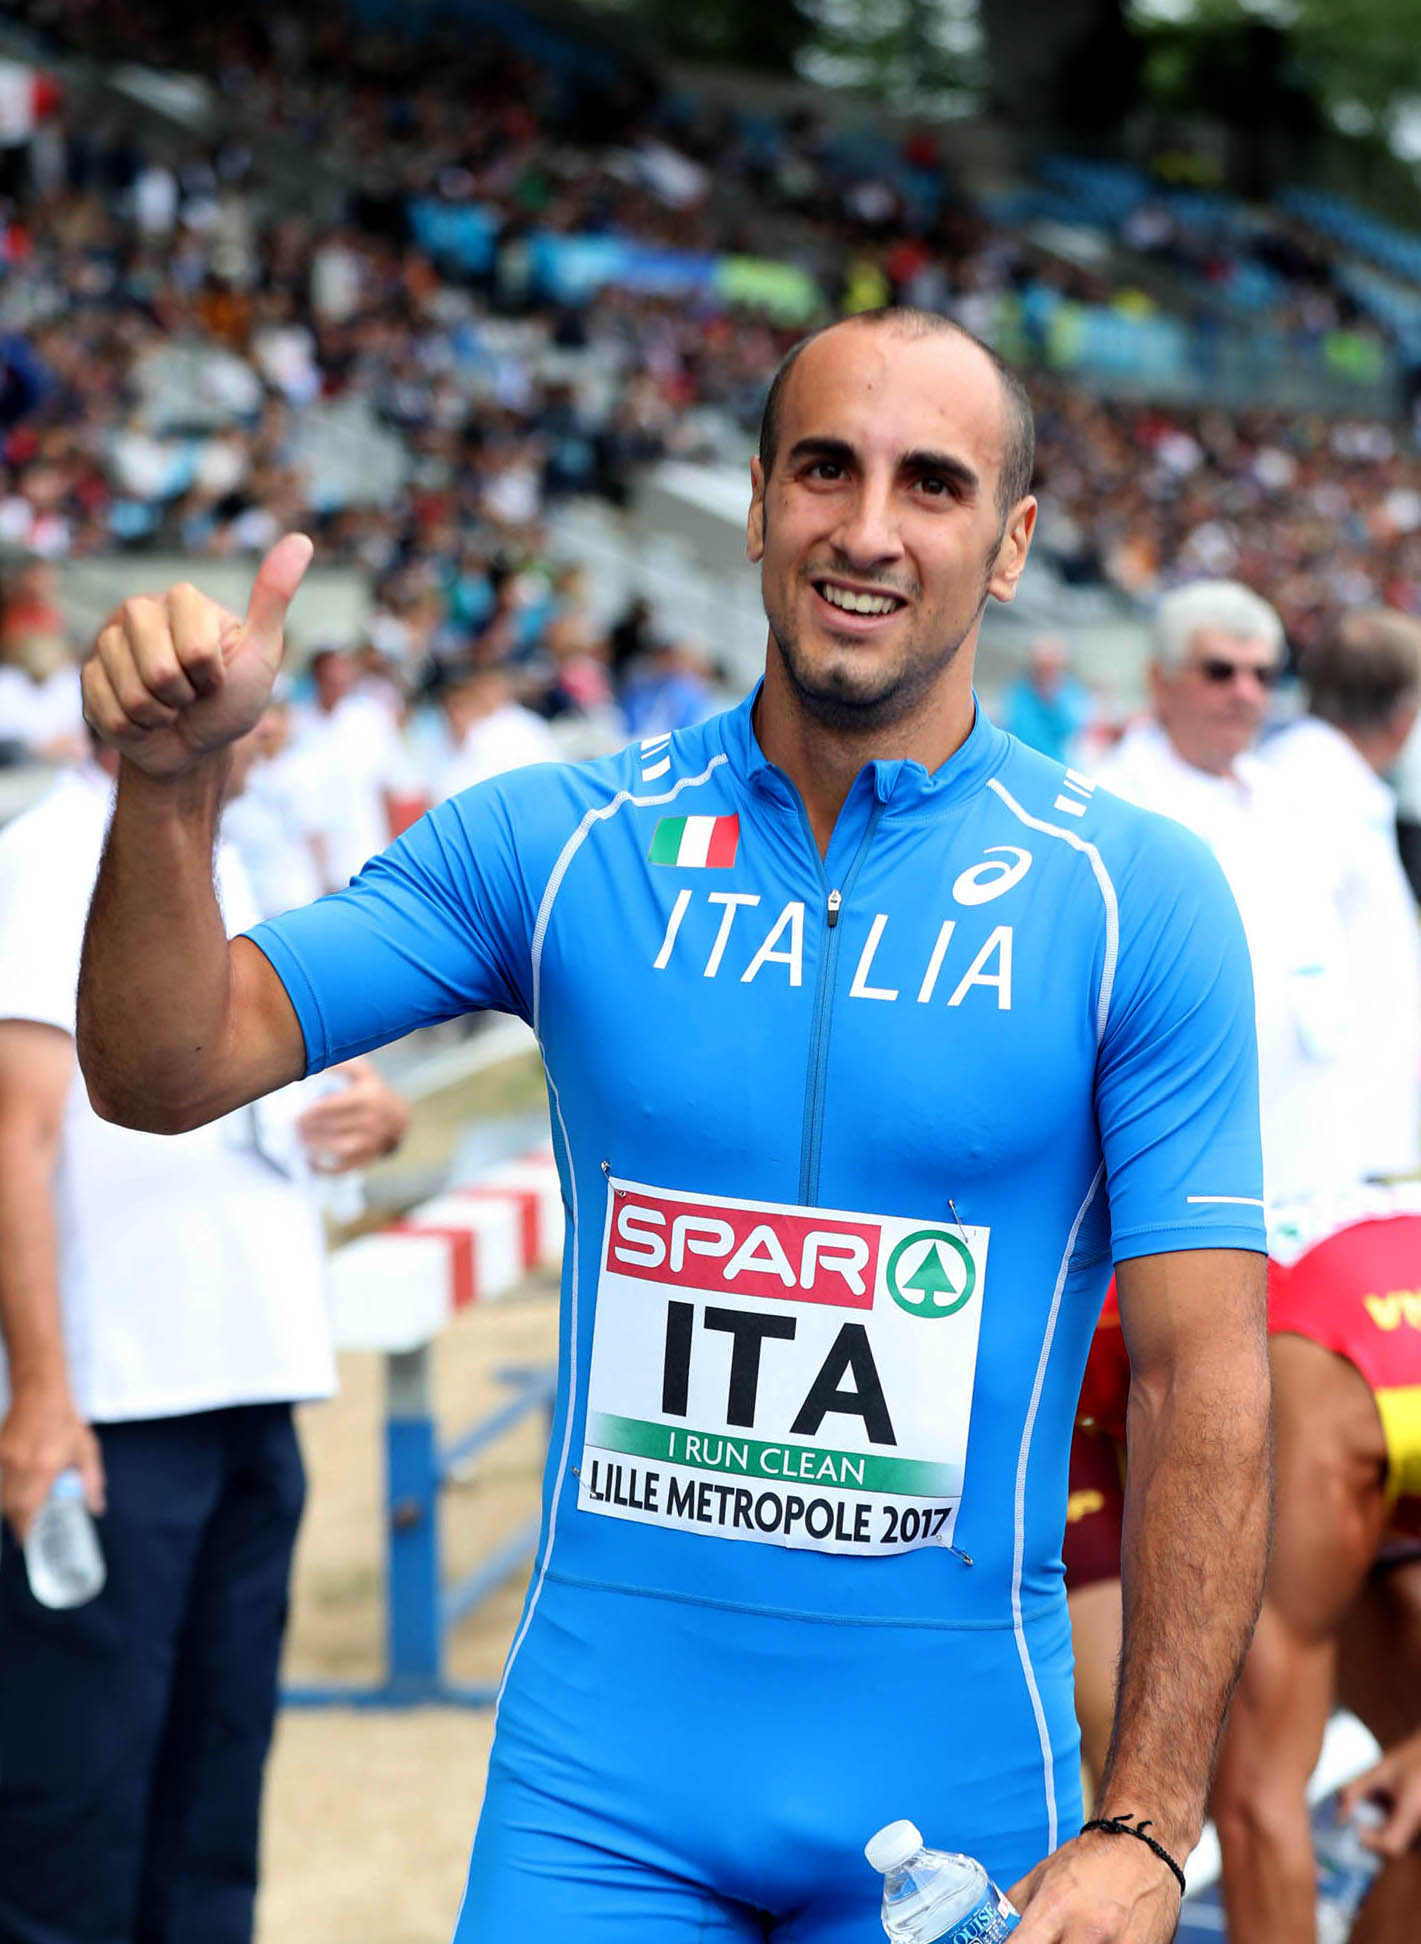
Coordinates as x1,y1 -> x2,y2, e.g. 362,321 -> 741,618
812,579 -> 908,619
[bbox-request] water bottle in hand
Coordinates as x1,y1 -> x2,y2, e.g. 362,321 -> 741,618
1315,1798 -> 1385,1944
24,1469 -> 105,1609
866,1820 -> 1019,1943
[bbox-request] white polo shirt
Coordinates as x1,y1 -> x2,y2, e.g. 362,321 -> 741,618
1259,714 -> 1421,1179
290,691 -> 408,888
1096,721 -> 1366,1206
432,702 -> 559,804
0,765 -> 335,1423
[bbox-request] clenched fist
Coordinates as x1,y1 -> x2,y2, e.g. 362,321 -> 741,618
82,534 -> 314,777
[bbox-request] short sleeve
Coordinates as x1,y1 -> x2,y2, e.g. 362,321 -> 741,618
1096,814 -> 1266,1262
243,768 -> 558,1075
0,809 -> 94,1036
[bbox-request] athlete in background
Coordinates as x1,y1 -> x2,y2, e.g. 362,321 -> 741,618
1070,608 -> 1421,1935
73,310 -> 1269,1944
1211,1188 -> 1421,1944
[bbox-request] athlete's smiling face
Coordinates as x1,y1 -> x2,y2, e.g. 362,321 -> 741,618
747,322 -> 1035,731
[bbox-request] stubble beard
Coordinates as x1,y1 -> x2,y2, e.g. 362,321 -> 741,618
766,570 -> 995,734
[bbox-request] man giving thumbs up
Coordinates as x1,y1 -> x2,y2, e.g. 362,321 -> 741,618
79,537 -> 319,1130
0,537 -> 406,1944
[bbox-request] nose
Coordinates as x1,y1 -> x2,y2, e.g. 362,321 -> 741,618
1229,668 -> 1272,700
829,474 -> 904,571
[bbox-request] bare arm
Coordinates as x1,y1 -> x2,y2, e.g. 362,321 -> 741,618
1103,1246 -> 1272,1851
79,759 -> 304,1131
0,1020 -> 104,1536
1212,1332 -> 1386,1940
76,538 -> 314,1132
1009,1246 -> 1270,1942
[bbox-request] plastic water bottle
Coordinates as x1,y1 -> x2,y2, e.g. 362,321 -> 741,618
23,1470 -> 105,1609
866,1820 -> 1019,1943
1314,1799 -> 1385,1944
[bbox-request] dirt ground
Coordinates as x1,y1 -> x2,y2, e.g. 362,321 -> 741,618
257,1259 -> 559,1942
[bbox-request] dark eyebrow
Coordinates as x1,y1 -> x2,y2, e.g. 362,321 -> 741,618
784,436 -> 857,471
901,448 -> 980,497
783,436 -> 980,498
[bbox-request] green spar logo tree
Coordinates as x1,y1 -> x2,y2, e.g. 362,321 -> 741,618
886,1230 -> 976,1318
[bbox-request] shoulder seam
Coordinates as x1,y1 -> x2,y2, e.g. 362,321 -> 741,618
987,775 -> 1119,1043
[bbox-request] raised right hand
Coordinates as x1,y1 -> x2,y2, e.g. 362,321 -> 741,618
0,1384 -> 105,1542
82,534 -> 313,777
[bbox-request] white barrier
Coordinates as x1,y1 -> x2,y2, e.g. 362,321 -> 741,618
287,1143 -> 564,1706
328,1143 -> 562,1353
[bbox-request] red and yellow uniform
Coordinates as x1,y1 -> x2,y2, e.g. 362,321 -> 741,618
1063,1192 -> 1421,1592
1270,1203 -> 1421,1555
1063,1285 -> 1127,1589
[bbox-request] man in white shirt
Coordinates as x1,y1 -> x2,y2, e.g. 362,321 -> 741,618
1096,579 -> 1366,1207
290,647 -> 410,888
431,665 -> 558,805
1259,608 -> 1421,1181
221,697 -> 330,918
0,740 -> 407,1944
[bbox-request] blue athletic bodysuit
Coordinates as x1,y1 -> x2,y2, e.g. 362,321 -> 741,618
247,691 -> 1265,1942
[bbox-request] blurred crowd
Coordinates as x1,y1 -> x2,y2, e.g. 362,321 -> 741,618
0,1 -> 1420,879
1032,385 -> 1421,651
0,2 -> 1411,677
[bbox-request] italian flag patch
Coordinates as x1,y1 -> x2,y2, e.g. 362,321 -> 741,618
648,813 -> 739,868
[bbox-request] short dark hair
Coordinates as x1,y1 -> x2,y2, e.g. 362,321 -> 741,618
1302,609 -> 1421,734
756,308 -> 1036,525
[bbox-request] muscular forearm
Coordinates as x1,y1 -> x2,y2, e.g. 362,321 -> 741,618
78,755 -> 239,1131
1100,1350 -> 1272,1858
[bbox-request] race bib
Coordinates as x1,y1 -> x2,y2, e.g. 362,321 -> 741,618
577,1177 -> 989,1556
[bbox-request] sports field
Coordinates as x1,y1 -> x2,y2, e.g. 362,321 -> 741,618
258,1275 -> 559,1943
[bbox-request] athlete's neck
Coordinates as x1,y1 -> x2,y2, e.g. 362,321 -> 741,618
753,644 -> 976,855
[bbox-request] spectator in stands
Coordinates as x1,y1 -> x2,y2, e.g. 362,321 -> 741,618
620,635 -> 715,739
1003,634 -> 1093,765
289,646 -> 409,890
221,697 -> 330,920
1260,610 -> 1421,1180
0,581 -> 84,764
607,594 -> 657,685
531,610 -> 616,724
0,732 -> 408,1944
432,665 -> 558,803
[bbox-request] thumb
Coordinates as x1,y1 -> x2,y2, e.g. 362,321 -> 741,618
244,532 -> 314,657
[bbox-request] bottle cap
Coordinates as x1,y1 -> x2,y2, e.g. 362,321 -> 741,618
865,1820 -> 923,1875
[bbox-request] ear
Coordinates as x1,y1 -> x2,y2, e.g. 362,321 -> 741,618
746,455 -> 766,564
986,496 -> 1037,605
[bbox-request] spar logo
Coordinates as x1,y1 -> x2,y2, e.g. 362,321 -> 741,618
608,1190 -> 878,1308
886,1230 -> 976,1318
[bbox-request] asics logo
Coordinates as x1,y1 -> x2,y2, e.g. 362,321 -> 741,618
951,847 -> 1032,906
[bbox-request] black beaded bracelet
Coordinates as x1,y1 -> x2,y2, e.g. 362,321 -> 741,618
1080,1815 -> 1188,1898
